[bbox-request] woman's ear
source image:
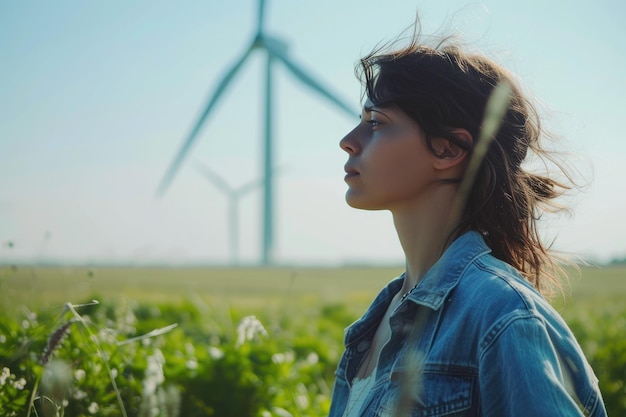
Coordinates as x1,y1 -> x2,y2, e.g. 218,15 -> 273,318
431,128 -> 473,170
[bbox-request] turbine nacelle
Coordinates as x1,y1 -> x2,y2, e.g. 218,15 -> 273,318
253,34 -> 289,56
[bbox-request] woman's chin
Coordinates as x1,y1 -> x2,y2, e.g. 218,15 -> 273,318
345,192 -> 382,211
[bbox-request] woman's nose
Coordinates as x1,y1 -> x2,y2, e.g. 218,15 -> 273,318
340,127 -> 360,154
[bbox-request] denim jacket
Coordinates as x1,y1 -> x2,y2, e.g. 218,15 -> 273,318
328,232 -> 607,417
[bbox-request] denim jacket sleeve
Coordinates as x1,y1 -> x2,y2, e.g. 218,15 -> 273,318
479,313 -> 605,416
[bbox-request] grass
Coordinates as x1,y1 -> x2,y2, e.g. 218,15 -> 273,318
1,263 -> 624,315
0,265 -> 401,315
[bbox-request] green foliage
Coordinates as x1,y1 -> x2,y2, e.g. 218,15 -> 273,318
0,366 -> 29,417
564,303 -> 626,414
0,297 -> 349,417
0,267 -> 624,416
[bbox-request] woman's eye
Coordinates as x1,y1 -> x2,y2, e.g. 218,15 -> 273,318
367,119 -> 381,127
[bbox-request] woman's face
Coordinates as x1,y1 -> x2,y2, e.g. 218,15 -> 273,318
340,101 -> 439,211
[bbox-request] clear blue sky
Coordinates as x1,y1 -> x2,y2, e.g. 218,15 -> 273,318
1,0 -> 624,265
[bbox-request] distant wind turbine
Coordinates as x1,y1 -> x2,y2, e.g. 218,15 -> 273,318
195,160 -> 265,265
155,0 -> 355,265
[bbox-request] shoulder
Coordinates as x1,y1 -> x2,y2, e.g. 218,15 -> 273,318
449,252 -> 592,381
456,252 -> 548,314
452,252 -> 568,345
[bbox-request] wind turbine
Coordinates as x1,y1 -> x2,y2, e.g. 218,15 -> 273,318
195,160 -> 265,265
156,0 -> 355,265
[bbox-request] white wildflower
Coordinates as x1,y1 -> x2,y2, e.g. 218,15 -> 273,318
295,383 -> 309,409
306,352 -> 319,365
74,369 -> 86,381
1,367 -> 10,385
73,389 -> 87,400
13,377 -> 26,390
143,349 -> 165,397
21,309 -> 37,327
185,342 -> 198,369
272,351 -> 295,364
98,328 -> 118,345
208,346 -> 224,360
123,308 -> 137,332
236,315 -> 268,347
272,407 -> 294,417
295,393 -> 309,409
272,351 -> 296,364
140,348 -> 169,417
88,402 -> 99,414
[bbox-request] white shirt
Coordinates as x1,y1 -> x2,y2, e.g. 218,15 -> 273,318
342,371 -> 377,417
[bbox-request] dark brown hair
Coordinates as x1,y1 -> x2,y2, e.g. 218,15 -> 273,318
357,33 -> 574,296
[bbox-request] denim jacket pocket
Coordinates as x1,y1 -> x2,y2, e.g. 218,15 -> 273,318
376,364 -> 476,417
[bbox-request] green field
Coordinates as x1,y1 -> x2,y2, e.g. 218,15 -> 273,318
2,263 -> 624,314
1,264 -> 625,416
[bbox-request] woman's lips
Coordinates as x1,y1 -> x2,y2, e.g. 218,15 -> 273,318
344,166 -> 359,181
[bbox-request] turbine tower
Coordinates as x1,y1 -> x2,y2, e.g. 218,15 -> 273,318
195,160 -> 265,265
156,0 -> 355,265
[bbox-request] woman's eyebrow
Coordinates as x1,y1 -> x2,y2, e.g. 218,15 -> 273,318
363,105 -> 391,120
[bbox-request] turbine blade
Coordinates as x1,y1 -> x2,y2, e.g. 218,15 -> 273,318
236,178 -> 264,196
235,164 -> 285,196
155,44 -> 254,198
267,43 -> 356,118
194,161 -> 233,195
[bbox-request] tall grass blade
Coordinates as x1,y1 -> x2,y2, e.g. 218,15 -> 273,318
450,81 -> 513,223
395,80 -> 512,417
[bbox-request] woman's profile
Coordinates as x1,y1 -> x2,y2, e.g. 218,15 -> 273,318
328,19 -> 607,417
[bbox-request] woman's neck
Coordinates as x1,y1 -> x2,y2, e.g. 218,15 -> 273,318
392,188 -> 459,293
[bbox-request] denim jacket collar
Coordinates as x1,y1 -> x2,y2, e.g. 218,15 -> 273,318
406,231 -> 491,309
343,231 -> 490,349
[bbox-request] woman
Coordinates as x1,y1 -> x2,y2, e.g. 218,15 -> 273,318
329,28 -> 607,417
